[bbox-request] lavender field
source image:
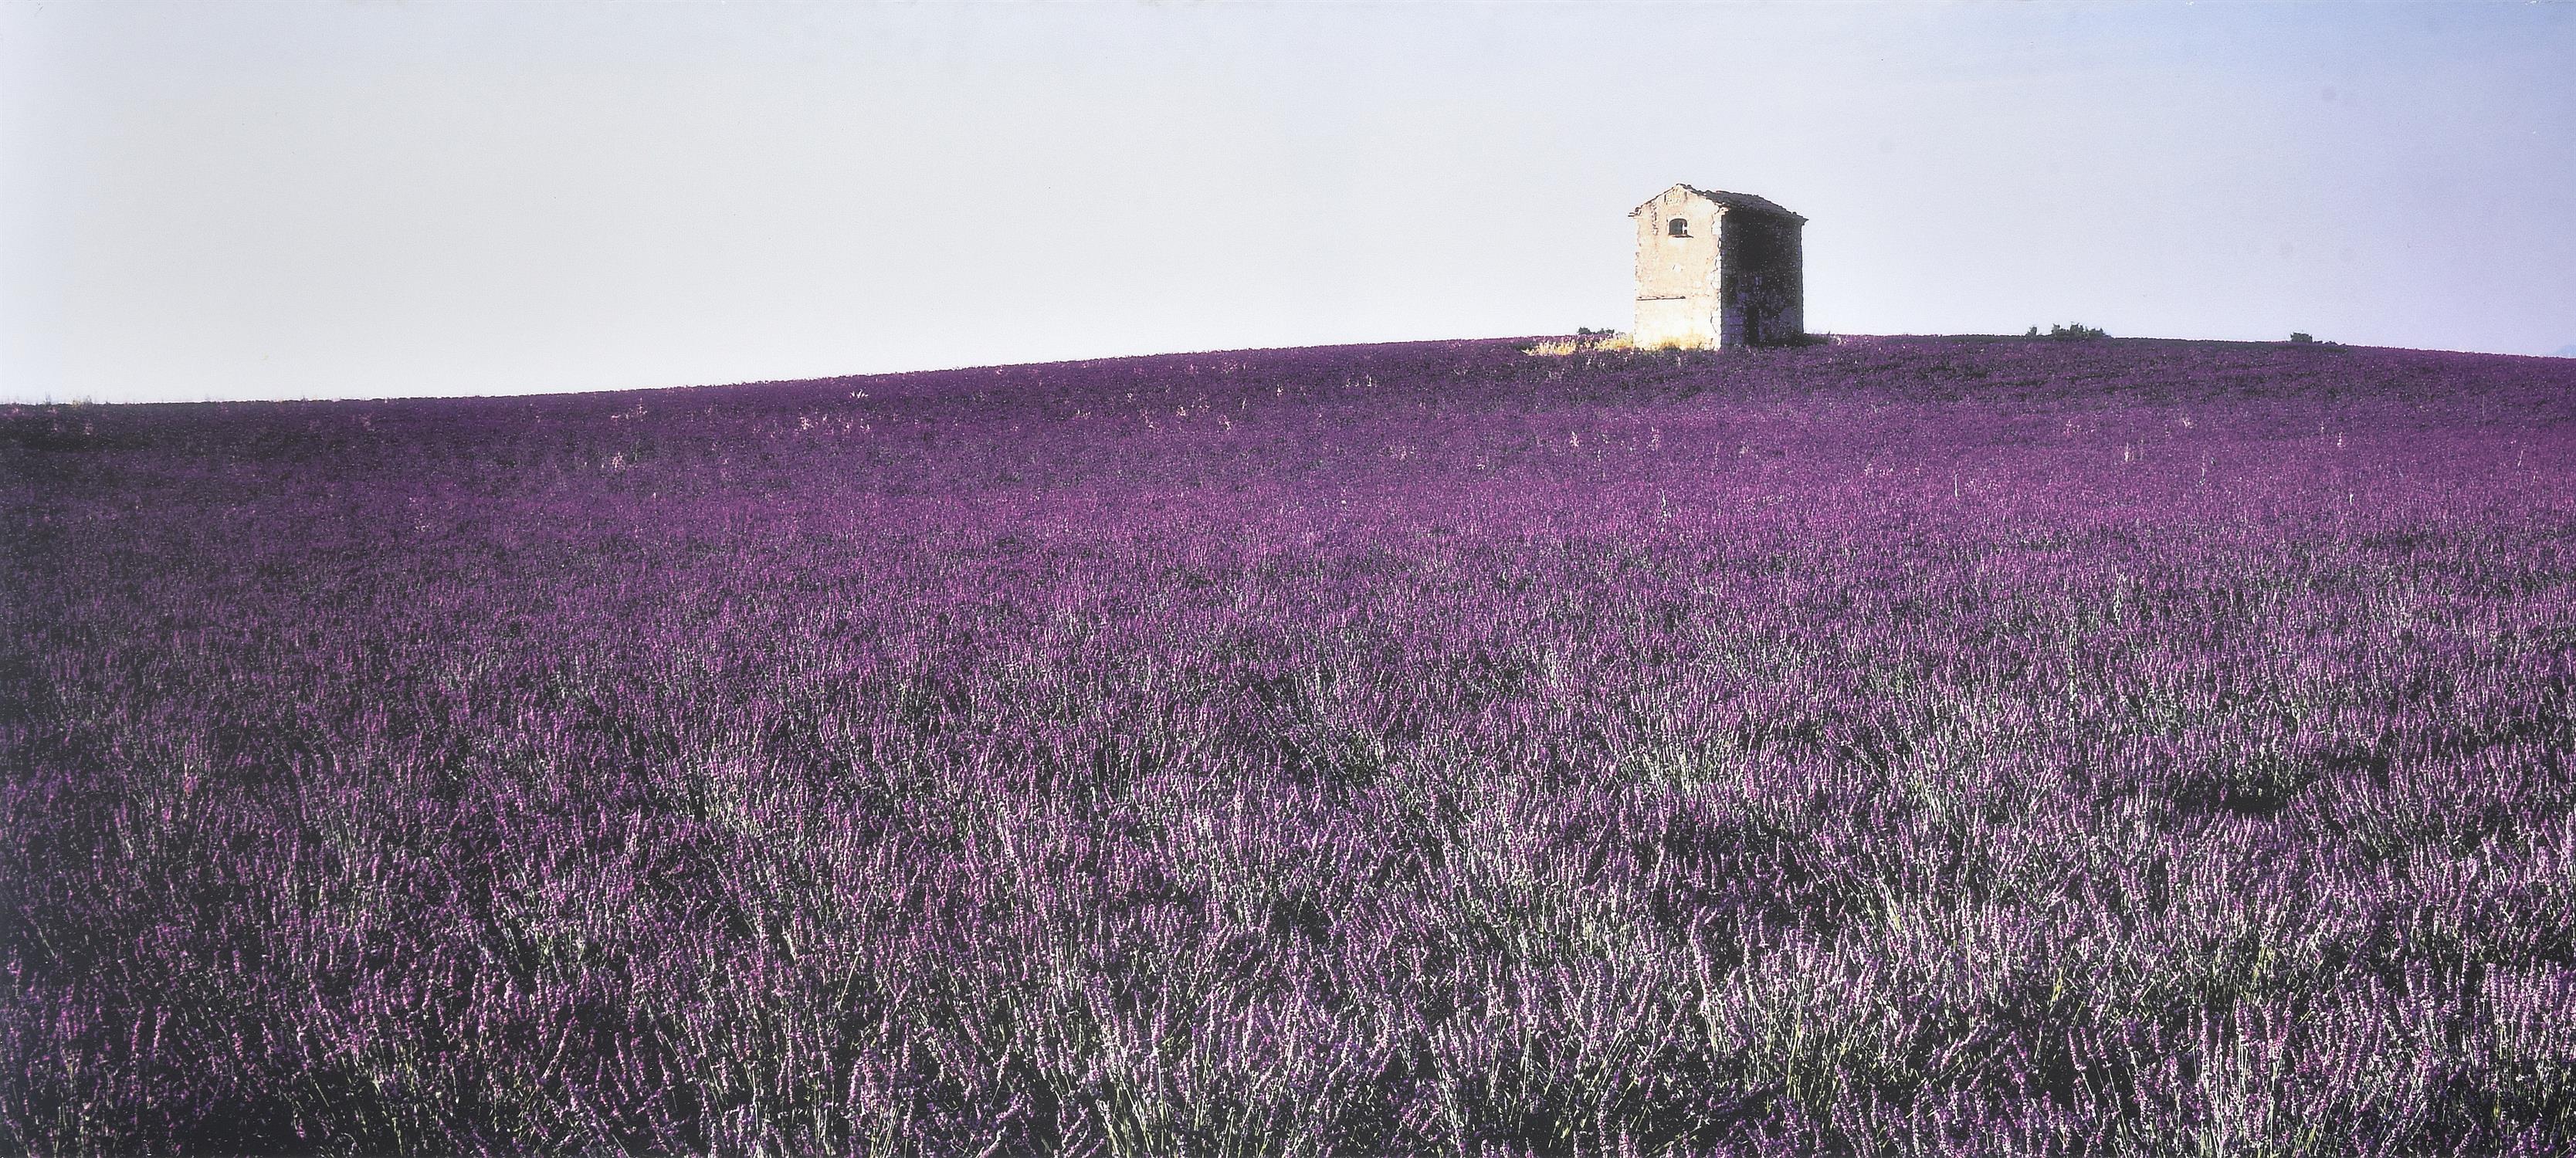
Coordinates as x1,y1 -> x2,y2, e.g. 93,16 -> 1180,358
5,336 -> 2574,1155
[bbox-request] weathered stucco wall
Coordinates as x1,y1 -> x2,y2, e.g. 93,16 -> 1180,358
1632,185 -> 1804,349
1632,187 -> 1723,349
1719,212 -> 1804,347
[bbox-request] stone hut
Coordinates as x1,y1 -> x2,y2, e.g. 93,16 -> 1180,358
1630,185 -> 1805,348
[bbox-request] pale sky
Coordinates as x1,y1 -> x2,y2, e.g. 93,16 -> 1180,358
4,1 -> 2571,404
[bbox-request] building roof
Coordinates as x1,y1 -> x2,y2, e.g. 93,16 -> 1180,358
1631,184 -> 1807,222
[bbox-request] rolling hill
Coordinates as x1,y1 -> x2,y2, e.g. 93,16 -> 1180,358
6,336 -> 2573,1154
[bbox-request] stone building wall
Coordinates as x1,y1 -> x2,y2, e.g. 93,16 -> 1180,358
1718,212 -> 1804,347
1632,186 -> 1724,349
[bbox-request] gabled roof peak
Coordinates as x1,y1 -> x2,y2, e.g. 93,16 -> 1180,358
1630,184 -> 1806,222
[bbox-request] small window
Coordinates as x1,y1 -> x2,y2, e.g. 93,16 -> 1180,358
1667,218 -> 1691,237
